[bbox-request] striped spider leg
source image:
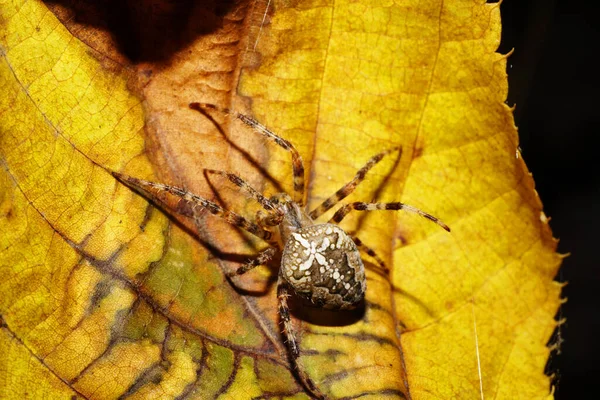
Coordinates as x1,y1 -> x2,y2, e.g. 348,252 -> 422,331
110,171 -> 282,269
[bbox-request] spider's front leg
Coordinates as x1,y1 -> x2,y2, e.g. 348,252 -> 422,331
277,278 -> 326,399
191,102 -> 307,206
332,201 -> 451,232
203,169 -> 283,221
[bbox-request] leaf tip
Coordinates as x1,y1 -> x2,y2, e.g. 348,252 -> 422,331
501,47 -> 515,59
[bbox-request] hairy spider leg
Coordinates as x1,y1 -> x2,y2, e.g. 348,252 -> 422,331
331,201 -> 451,232
190,102 -> 306,206
203,169 -> 284,225
112,172 -> 274,241
277,279 -> 326,399
309,146 -> 401,220
351,236 -> 388,272
228,247 -> 277,277
255,210 -> 280,230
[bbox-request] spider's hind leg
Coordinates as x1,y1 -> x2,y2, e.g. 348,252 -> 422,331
351,236 -> 388,273
277,278 -> 326,399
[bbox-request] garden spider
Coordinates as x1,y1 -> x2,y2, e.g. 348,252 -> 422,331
112,103 -> 450,399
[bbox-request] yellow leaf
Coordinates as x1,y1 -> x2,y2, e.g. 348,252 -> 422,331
0,1 -> 562,399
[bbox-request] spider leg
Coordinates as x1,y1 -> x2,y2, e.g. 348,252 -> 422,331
255,210 -> 283,230
204,169 -> 284,225
309,147 -> 400,220
191,102 -> 306,206
351,236 -> 388,272
331,201 -> 451,232
227,247 -> 277,277
277,281 -> 300,358
277,278 -> 326,399
112,172 -> 273,241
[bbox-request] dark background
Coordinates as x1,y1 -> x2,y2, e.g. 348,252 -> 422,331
498,0 -> 598,397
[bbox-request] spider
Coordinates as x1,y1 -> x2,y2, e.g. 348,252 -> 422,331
111,103 -> 450,399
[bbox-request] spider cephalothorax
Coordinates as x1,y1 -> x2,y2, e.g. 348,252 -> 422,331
112,103 -> 450,399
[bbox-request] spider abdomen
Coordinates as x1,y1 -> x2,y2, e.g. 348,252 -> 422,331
281,223 -> 366,310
